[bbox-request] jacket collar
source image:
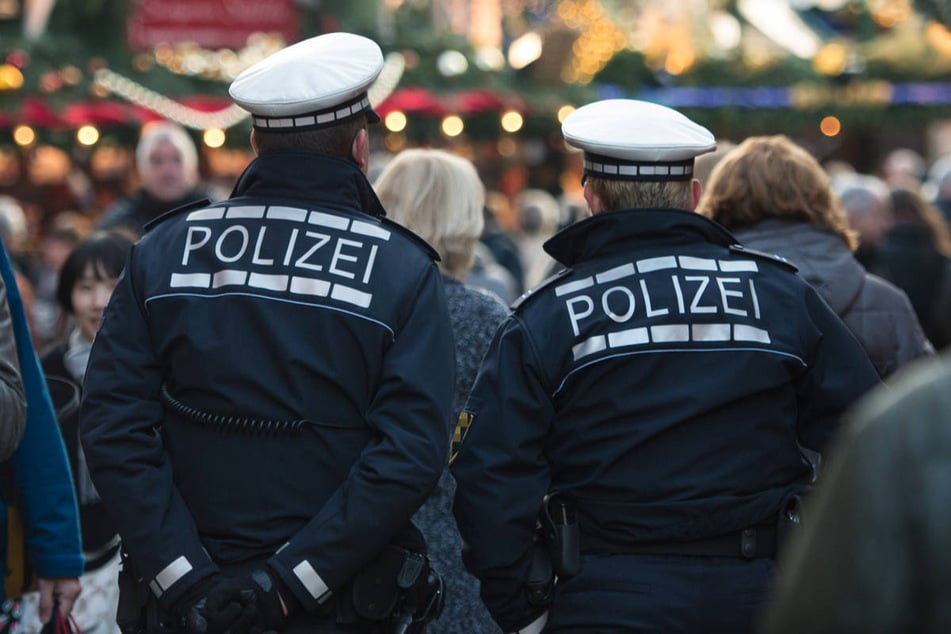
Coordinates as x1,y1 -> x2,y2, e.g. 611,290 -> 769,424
229,151 -> 387,218
544,208 -> 738,266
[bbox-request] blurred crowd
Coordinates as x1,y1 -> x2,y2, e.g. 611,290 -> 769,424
1,115 -> 950,632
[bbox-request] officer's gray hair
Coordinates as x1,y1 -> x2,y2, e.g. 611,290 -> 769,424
588,177 -> 692,212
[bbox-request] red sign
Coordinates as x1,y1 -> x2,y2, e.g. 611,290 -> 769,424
126,0 -> 298,51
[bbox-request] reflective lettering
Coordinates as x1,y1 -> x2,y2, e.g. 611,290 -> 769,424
602,286 -> 635,323
283,228 -> 299,266
566,295 -> 594,336
685,276 -> 716,313
182,226 -> 212,265
295,232 -> 330,271
329,238 -> 363,280
640,279 -> 668,317
251,227 -> 274,265
362,244 -> 378,285
215,226 -> 249,263
717,277 -> 747,317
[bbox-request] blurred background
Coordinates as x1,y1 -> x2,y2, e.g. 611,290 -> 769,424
1,0 -> 951,240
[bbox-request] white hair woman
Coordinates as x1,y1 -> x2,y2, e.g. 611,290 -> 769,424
374,148 -> 508,633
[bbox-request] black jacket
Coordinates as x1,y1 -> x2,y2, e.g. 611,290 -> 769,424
451,208 -> 881,632
81,152 -> 455,613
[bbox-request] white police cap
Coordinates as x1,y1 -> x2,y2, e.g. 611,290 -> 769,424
562,99 -> 716,182
229,32 -> 383,131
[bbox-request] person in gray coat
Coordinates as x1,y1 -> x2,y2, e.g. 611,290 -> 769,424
374,148 -> 508,634
698,135 -> 933,378
760,350 -> 951,634
0,272 -> 26,461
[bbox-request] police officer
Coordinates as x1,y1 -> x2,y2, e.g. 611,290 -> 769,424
450,99 -> 881,634
80,33 -> 454,634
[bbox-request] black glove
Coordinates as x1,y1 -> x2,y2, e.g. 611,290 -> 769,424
172,574 -> 257,634
239,568 -> 299,631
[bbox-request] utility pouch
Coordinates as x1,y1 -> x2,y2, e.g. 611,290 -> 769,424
524,544 -> 554,608
540,492 -> 581,579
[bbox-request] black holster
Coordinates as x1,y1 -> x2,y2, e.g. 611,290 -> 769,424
539,492 -> 581,580
349,544 -> 444,633
116,549 -> 177,634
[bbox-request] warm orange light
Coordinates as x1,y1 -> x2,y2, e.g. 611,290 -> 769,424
820,116 -> 841,137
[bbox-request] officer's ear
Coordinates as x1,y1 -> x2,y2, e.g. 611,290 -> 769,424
689,178 -> 702,211
583,181 -> 603,215
351,127 -> 369,175
250,129 -> 259,156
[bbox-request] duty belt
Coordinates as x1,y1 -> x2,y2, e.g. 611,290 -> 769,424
584,524 -> 778,560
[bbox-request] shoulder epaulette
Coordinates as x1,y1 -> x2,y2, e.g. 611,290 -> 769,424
511,267 -> 573,312
142,198 -> 212,233
729,243 -> 798,273
377,215 -> 441,262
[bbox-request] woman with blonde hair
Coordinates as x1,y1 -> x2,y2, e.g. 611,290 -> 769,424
374,148 -> 507,633
697,135 -> 932,377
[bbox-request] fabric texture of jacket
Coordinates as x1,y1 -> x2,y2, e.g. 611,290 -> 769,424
0,243 -> 83,602
762,351 -> 951,634
413,276 -> 508,634
451,209 -> 881,632
733,219 -> 933,377
80,152 -> 455,614
0,273 -> 25,461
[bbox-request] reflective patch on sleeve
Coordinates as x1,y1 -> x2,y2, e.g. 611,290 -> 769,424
293,560 -> 331,602
154,555 -> 193,591
449,411 -> 474,464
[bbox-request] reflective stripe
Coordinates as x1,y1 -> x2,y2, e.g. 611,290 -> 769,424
293,560 -> 330,600
154,555 -> 193,591
510,611 -> 549,634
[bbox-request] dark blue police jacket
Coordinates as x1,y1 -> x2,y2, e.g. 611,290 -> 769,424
451,207 -> 881,632
80,152 -> 455,613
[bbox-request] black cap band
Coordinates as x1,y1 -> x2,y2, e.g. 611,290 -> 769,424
251,92 -> 380,131
582,152 -> 694,183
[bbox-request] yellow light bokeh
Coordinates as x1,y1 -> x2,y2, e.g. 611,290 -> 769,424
385,111 -> 408,133
76,125 -> 100,146
442,115 -> 464,137
13,125 -> 35,146
203,128 -> 226,148
813,42 -> 848,76
501,110 -> 523,133
557,105 -> 576,124
820,116 -> 842,137
0,64 -> 24,91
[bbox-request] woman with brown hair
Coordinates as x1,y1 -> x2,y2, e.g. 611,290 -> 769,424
697,135 -> 932,377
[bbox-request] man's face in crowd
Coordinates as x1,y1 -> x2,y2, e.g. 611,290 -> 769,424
142,139 -> 191,202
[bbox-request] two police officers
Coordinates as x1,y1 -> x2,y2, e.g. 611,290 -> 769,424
450,99 -> 881,633
80,33 -> 454,633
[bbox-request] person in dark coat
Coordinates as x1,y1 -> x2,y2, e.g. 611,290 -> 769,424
97,122 -> 215,238
80,33 -> 454,634
451,99 -> 881,634
761,351 -> 951,634
697,135 -> 933,377
873,187 -> 951,350
375,148 -> 509,634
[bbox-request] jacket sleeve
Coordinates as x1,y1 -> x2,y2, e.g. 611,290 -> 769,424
0,273 -> 25,462
80,245 -> 218,608
450,315 -> 552,633
268,263 -> 455,611
795,286 -> 881,453
0,245 -> 83,580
